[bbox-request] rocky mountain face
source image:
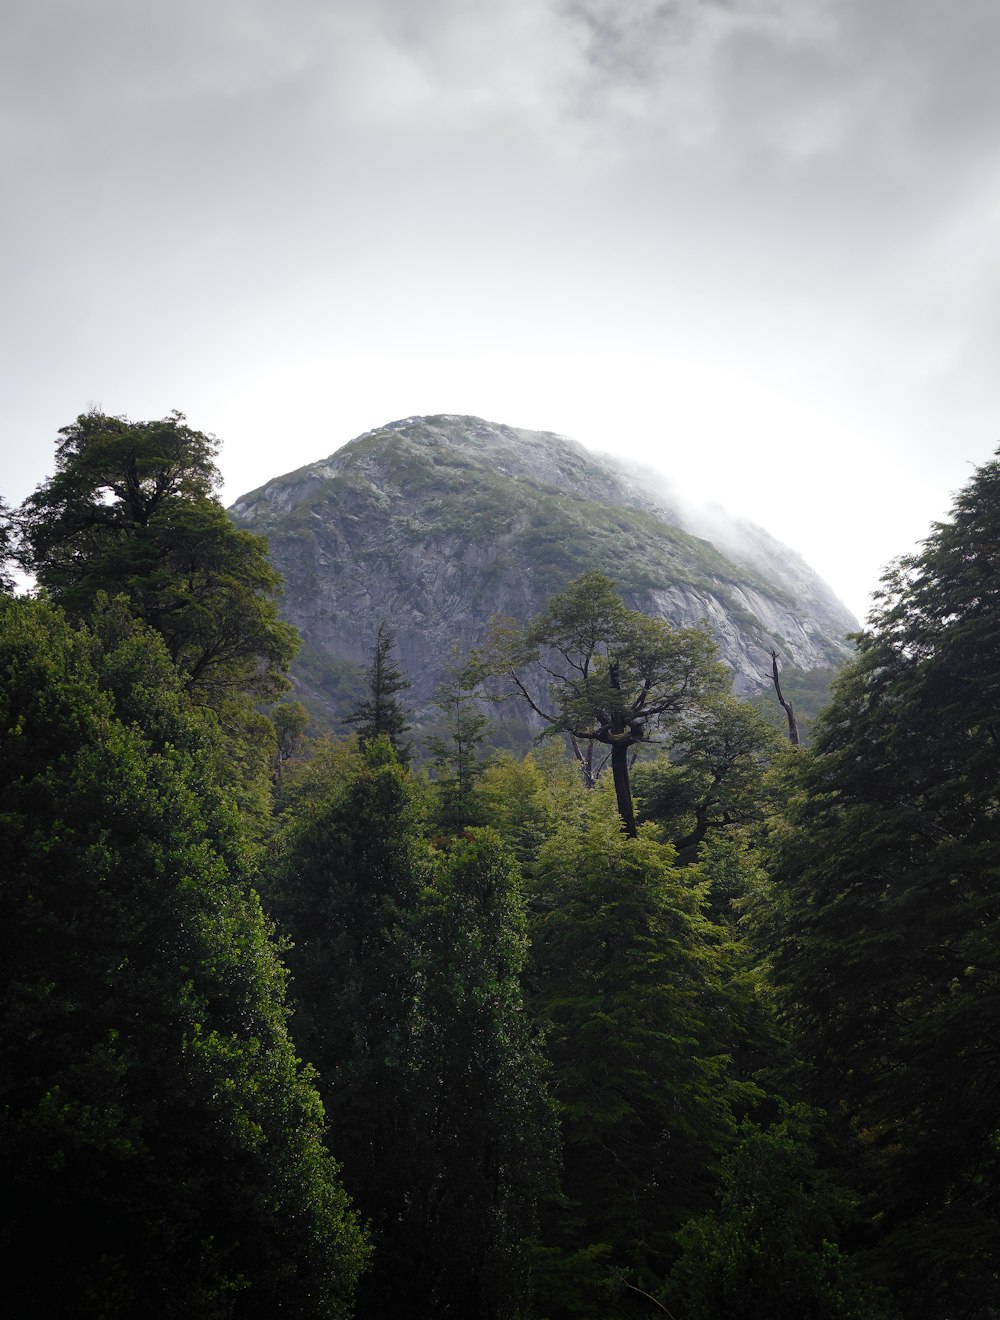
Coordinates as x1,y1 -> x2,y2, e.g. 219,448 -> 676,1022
229,415 -> 857,721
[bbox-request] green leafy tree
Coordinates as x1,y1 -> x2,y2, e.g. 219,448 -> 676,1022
527,812 -> 756,1316
346,618 -> 411,759
479,571 -> 726,836
272,745 -> 553,1319
410,831 -> 556,1319
758,449 -> 1000,1318
632,694 -> 786,859
16,410 -> 297,702
667,1108 -> 890,1320
473,752 -> 561,869
0,597 -> 367,1318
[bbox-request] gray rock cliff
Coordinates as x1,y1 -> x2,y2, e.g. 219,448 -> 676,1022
229,414 -> 856,721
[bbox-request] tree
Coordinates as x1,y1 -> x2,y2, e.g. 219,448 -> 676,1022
667,1108 -> 888,1320
427,644 -> 491,830
271,699 -> 310,782
271,744 -> 553,1319
346,618 -> 411,759
268,741 -> 428,1217
769,649 -> 801,745
757,449 -> 1000,1318
473,752 -> 560,869
15,410 -> 297,702
478,571 -> 726,836
0,496 -> 16,594
632,694 -> 785,859
0,597 -> 367,1317
410,832 -> 556,1319
526,811 -> 755,1316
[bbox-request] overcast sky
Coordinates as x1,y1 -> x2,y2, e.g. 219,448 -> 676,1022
4,0 -> 1000,621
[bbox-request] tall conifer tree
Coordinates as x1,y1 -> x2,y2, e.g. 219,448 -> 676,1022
760,449 -> 1000,1318
428,645 -> 490,829
346,619 -> 411,759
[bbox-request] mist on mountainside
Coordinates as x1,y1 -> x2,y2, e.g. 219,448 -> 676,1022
230,414 -> 856,730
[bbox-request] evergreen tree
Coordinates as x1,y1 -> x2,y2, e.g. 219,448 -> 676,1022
427,644 -> 490,830
758,449 -> 1000,1318
272,743 -> 553,1319
346,619 -> 411,759
0,495 -> 15,593
269,740 -> 427,1250
0,597 -> 367,1318
15,410 -> 297,703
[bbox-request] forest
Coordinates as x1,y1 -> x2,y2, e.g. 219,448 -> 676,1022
1,411 -> 997,1320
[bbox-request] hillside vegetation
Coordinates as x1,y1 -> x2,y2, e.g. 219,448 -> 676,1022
3,409 -> 995,1319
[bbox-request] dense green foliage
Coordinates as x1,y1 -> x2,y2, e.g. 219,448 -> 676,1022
268,742 -> 432,1314
16,411 -> 298,703
0,598 -> 367,1317
757,451 -> 1000,1319
270,698 -> 311,777
270,742 -> 553,1319
526,814 -> 754,1314
666,1108 -> 887,1320
4,409 -> 997,1319
632,693 -> 786,858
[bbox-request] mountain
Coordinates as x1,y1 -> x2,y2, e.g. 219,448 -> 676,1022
228,414 -> 856,723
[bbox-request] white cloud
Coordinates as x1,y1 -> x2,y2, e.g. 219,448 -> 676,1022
3,0 -> 1000,623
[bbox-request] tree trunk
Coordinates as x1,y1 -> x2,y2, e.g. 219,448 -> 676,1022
610,741 -> 637,838
771,649 -> 800,746
571,736 -> 597,790
606,657 -> 638,836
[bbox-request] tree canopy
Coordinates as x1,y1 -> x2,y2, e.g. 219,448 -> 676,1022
15,410 -> 297,702
269,740 -> 553,1319
526,806 -> 757,1316
478,571 -> 727,834
0,596 -> 367,1317
10,399 -> 993,1318
632,693 -> 786,857
758,448 -> 1000,1318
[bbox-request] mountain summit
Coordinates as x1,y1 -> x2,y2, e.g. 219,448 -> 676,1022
229,414 -> 856,719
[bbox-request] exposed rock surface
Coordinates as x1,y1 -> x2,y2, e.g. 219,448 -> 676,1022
229,414 -> 856,719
